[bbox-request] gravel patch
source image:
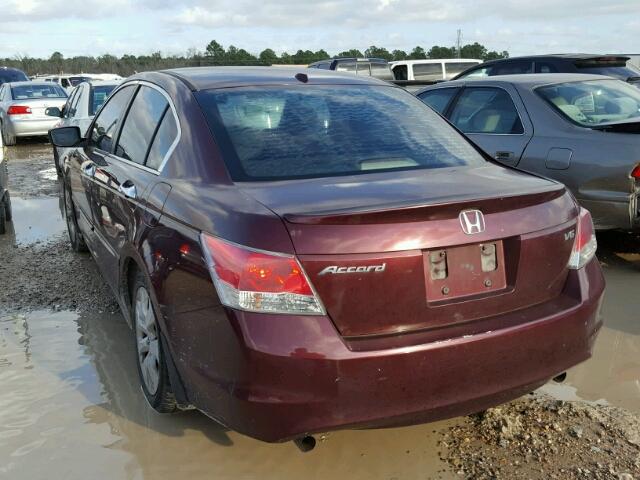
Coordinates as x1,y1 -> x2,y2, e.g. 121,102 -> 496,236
0,234 -> 119,314
440,394 -> 640,479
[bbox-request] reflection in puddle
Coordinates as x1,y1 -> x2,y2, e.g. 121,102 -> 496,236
6,197 -> 65,245
0,310 -> 454,479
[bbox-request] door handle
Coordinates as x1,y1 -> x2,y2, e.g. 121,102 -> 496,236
118,180 -> 137,199
495,151 -> 514,161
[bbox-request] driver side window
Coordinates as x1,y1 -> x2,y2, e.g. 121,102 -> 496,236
88,85 -> 135,152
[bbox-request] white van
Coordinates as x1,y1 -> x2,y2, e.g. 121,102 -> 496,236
390,59 -> 482,82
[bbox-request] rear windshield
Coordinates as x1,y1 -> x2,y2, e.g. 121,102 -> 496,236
11,84 -> 67,99
89,84 -> 117,115
537,79 -> 640,126
196,85 -> 485,181
0,69 -> 28,85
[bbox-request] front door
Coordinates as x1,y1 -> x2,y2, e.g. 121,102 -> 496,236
89,84 -> 175,288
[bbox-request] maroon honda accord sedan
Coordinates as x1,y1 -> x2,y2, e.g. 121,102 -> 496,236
49,67 -> 605,444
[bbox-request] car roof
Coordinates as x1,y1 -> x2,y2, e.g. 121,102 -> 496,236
449,73 -> 612,86
155,66 -> 391,91
391,59 -> 481,65
478,54 -> 630,66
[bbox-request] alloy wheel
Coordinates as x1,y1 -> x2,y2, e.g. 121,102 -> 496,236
135,286 -> 160,395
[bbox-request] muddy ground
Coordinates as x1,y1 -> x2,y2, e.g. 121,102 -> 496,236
0,140 -> 639,479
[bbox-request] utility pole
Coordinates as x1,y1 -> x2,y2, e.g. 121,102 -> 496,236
456,29 -> 462,58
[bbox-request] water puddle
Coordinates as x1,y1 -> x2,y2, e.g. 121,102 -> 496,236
540,250 -> 640,413
5,197 -> 65,245
0,309 -> 454,479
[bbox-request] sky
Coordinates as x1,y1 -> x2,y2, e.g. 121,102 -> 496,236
1,0 -> 640,59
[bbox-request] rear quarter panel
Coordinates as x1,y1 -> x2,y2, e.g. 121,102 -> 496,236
516,85 -> 638,229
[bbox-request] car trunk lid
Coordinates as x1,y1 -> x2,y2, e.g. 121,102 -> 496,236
240,165 -> 579,337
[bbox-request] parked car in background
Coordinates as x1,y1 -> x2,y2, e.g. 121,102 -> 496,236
49,67 -> 604,444
391,59 -> 482,82
453,54 -> 640,86
308,57 -> 394,80
0,81 -> 67,145
0,131 -> 12,234
417,73 -> 640,230
43,74 -> 93,91
0,66 -> 29,85
47,80 -> 119,174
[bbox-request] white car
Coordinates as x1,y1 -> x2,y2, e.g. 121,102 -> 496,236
47,80 -> 119,173
391,59 -> 482,82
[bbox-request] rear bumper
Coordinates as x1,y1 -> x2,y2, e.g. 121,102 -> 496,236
7,117 -> 59,137
174,259 -> 605,442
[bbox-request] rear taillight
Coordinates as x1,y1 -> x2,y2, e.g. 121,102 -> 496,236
200,233 -> 325,315
7,105 -> 31,115
568,208 -> 597,270
631,164 -> 640,179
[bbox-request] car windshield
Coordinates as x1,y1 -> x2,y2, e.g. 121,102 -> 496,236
11,83 -> 67,99
89,84 -> 117,115
0,69 -> 28,85
537,79 -> 640,126
196,85 -> 485,181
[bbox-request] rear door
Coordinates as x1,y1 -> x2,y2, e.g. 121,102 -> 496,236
444,85 -> 533,166
89,83 -> 177,287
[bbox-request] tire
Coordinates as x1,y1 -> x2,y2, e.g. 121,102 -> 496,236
62,183 -> 87,252
1,121 -> 16,146
0,200 -> 5,235
4,191 -> 12,222
132,270 -> 177,413
53,148 -> 62,176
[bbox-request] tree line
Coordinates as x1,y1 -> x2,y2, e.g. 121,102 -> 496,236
1,41 -> 508,77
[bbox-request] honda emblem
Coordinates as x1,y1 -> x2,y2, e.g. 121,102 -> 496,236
459,210 -> 485,235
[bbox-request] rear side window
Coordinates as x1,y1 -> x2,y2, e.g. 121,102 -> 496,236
89,85 -> 135,152
115,86 -> 168,165
413,63 -> 443,81
146,111 -> 178,170
449,87 -> 524,134
196,85 -> 485,181
492,61 -> 533,75
418,88 -> 459,114
535,62 -> 558,73
370,63 -> 394,80
445,62 -> 480,78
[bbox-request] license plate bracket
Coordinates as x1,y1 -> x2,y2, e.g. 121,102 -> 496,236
424,241 -> 507,302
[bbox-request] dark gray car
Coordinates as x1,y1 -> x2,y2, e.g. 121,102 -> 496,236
417,73 -> 640,230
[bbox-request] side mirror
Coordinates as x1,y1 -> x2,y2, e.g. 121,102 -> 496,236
49,126 -> 84,147
45,107 -> 63,118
